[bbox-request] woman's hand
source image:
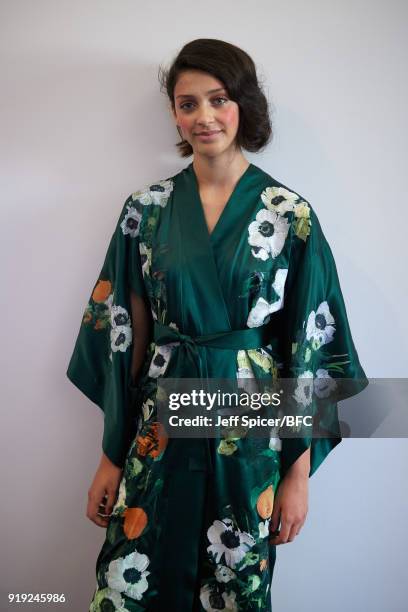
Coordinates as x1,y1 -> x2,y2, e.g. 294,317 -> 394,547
269,446 -> 310,544
269,470 -> 309,545
86,453 -> 123,528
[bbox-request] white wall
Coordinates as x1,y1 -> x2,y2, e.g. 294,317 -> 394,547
1,1 -> 407,610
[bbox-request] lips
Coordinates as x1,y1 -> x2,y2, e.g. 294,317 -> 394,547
195,130 -> 221,136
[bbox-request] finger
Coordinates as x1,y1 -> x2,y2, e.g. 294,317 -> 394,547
93,514 -> 110,528
286,522 -> 301,543
109,487 -> 120,511
271,517 -> 291,545
87,495 -> 100,517
98,496 -> 110,514
278,517 -> 292,543
87,504 -> 110,528
296,518 -> 306,535
269,520 -> 281,538
270,507 -> 281,533
269,531 -> 282,545
87,494 -> 109,527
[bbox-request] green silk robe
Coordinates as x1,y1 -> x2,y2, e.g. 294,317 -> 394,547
67,161 -> 368,611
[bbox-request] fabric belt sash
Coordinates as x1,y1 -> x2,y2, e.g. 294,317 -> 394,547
153,320 -> 273,378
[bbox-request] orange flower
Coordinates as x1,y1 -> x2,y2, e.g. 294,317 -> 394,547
123,507 -> 148,539
92,279 -> 112,303
94,319 -> 103,330
149,422 -> 168,458
135,434 -> 151,457
259,558 -> 268,572
256,485 -> 274,519
136,422 -> 168,458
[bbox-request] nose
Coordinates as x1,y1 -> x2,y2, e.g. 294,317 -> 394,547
195,103 -> 216,128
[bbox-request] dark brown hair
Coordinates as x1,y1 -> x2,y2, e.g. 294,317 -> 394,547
158,38 -> 273,158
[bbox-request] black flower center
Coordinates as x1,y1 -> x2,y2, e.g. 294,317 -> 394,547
123,567 -> 142,584
127,217 -> 139,230
209,592 -> 225,610
154,353 -> 166,368
150,184 -> 165,193
220,529 -> 240,549
271,195 -> 286,206
259,220 -> 274,238
115,331 -> 126,346
315,313 -> 327,330
100,597 -> 115,612
114,313 -> 129,326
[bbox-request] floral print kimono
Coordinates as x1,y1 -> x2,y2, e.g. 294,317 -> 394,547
67,161 -> 368,611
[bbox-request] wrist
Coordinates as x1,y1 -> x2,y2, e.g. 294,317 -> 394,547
286,466 -> 309,479
286,448 -> 311,478
101,452 -> 123,471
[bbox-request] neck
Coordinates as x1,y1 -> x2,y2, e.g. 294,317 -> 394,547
192,150 -> 250,190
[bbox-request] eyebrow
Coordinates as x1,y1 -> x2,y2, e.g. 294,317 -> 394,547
175,87 -> 227,99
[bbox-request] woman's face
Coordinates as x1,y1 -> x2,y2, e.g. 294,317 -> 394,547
172,70 -> 241,158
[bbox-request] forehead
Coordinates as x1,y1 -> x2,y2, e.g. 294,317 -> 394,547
174,70 -> 226,97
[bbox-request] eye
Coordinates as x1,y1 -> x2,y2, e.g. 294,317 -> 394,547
213,96 -> 228,105
179,97 -> 229,111
179,101 -> 194,110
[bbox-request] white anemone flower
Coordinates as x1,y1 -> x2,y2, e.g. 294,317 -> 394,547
215,565 -> 237,584
105,550 -> 150,601
111,305 -> 131,328
110,325 -> 132,353
306,301 -> 336,350
120,205 -> 142,238
248,209 -> 290,261
148,343 -> 174,378
246,269 -> 288,327
200,583 -> 238,612
207,518 -> 256,569
261,186 -> 299,215
132,179 -> 174,207
314,368 -> 338,398
90,587 -> 127,612
293,370 -> 314,408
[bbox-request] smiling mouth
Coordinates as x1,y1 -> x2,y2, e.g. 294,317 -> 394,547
195,131 -> 222,138
195,130 -> 222,136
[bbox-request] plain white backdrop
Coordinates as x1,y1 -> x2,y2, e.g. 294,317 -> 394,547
1,0 -> 407,610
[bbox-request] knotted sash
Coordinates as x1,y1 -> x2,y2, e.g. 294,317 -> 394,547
153,319 -> 275,378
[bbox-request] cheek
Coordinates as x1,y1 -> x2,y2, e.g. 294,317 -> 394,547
221,106 -> 239,129
178,117 -> 193,132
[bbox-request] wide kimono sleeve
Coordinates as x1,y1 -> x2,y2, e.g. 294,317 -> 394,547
277,203 -> 369,479
66,193 -> 148,468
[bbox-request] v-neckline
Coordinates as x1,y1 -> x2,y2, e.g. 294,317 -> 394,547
189,162 -> 254,241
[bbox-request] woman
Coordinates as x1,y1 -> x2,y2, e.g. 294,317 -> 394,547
67,39 -> 368,611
